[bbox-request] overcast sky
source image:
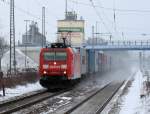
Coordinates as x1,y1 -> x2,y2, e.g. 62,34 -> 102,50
0,0 -> 150,43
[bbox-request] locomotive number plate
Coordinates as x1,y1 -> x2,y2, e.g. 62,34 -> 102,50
49,65 -> 60,68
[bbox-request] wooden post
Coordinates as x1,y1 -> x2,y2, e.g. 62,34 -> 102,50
0,71 -> 5,96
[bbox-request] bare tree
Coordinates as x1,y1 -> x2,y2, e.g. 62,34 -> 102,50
0,37 -> 8,71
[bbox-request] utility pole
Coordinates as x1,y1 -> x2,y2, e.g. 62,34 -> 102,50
113,0 -> 117,33
95,21 -> 98,38
24,20 -> 30,68
65,0 -> 68,18
0,40 -> 3,71
92,25 -> 95,73
92,25 -> 94,48
139,52 -> 142,70
143,51 -> 145,68
110,35 -> 112,42
10,0 -> 16,75
0,48 -> 3,71
42,6 -> 45,47
95,21 -> 99,45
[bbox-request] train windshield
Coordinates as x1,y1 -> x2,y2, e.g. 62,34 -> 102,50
43,52 -> 55,61
55,52 -> 67,60
43,52 -> 67,61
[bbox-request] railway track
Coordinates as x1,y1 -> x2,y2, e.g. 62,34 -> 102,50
64,81 -> 124,114
0,88 -> 70,114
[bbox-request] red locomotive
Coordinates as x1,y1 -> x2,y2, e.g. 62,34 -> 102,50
39,39 -> 111,89
39,42 -> 81,88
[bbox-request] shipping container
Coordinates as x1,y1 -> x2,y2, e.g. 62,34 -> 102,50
98,51 -> 104,72
80,48 -> 87,75
86,49 -> 111,74
97,51 -> 111,72
95,51 -> 99,72
87,50 -> 96,73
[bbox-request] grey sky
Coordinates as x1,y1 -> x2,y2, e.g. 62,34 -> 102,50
0,0 -> 150,43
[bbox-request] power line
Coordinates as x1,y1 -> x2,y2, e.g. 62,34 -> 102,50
89,0 -> 112,35
69,0 -> 150,13
0,0 -> 58,43
35,0 -> 59,19
42,6 -> 46,47
97,0 -> 113,24
97,0 -> 121,39
0,0 -> 41,19
0,0 -> 56,28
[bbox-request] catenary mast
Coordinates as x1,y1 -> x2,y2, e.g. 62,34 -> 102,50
10,0 -> 16,75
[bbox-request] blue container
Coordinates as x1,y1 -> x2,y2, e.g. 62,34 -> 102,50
80,48 -> 87,75
88,49 -> 96,73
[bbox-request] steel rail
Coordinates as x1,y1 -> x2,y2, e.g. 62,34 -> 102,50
0,89 -> 47,108
0,89 -> 70,114
95,81 -> 125,114
64,81 -> 125,114
64,83 -> 111,114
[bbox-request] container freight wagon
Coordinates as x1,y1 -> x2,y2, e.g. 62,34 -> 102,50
98,52 -> 104,72
98,52 -> 111,72
87,50 -> 99,73
80,48 -> 88,76
87,50 -> 111,73
88,50 -> 95,73
95,51 -> 99,72
102,54 -> 108,72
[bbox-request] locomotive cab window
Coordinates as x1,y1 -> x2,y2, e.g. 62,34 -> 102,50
43,52 -> 55,61
55,52 -> 67,60
43,52 -> 67,61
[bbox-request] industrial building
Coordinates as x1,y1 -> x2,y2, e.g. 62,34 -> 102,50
22,21 -> 46,47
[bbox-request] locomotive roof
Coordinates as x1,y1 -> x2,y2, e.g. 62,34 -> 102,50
50,43 -> 71,48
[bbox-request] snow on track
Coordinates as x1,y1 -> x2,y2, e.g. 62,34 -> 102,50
0,82 -> 43,102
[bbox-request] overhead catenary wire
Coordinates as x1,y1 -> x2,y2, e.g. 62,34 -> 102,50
35,0 -> 59,19
113,0 -> 121,39
0,0 -> 58,42
69,0 -> 121,39
97,0 -> 113,24
97,0 -> 122,40
89,0 -> 113,36
69,0 -> 150,13
1,0 -> 41,20
0,0 -> 56,28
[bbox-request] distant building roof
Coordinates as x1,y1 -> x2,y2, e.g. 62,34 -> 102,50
65,11 -> 77,20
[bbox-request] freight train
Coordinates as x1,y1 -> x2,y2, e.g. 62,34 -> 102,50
39,41 -> 109,89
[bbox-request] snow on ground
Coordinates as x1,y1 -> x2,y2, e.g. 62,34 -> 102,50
41,96 -> 72,114
1,49 -> 38,72
119,70 -> 150,114
0,82 -> 43,102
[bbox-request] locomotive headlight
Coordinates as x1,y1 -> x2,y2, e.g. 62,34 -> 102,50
43,70 -> 47,74
64,71 -> 66,74
61,64 -> 67,69
43,64 -> 49,69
